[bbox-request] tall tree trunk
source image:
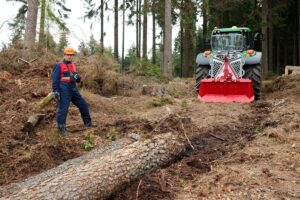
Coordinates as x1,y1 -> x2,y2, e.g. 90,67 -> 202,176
182,0 -> 195,77
138,0 -> 142,58
268,0 -> 273,73
136,0 -> 139,57
276,40 -> 280,73
142,0 -> 148,60
284,42 -> 288,68
180,0 -> 184,77
121,0 -> 125,71
202,0 -> 208,51
114,0 -> 119,59
100,0 -> 104,54
298,0 -> 300,65
293,32 -> 297,65
163,0 -> 172,78
261,0 -> 269,76
0,133 -> 186,200
152,2 -> 156,65
24,0 -> 39,50
38,0 -> 46,49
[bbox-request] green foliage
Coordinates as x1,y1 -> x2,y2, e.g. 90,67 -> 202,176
78,41 -> 89,56
178,177 -> 185,187
45,31 -> 57,53
8,4 -> 26,43
82,131 -> 95,150
57,31 -> 68,54
180,100 -> 188,108
143,64 -> 162,78
137,115 -> 149,123
88,34 -> 102,55
106,127 -> 118,141
150,97 -> 173,107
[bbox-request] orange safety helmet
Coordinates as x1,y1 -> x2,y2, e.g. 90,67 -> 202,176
64,47 -> 75,55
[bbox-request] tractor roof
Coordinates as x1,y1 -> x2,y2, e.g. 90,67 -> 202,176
212,26 -> 252,34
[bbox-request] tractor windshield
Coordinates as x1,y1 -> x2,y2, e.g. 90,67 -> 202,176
211,33 -> 246,51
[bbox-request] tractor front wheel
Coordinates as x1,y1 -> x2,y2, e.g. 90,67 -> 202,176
195,65 -> 210,94
243,64 -> 262,100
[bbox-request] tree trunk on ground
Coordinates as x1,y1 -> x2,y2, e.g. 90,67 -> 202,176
163,0 -> 172,78
22,114 -> 45,132
143,0 -> 148,60
114,0 -> 119,59
34,92 -> 54,111
0,133 -> 186,200
24,0 -> 39,49
262,0 -> 269,76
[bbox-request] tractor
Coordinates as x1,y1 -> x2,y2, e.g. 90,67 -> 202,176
195,26 -> 262,103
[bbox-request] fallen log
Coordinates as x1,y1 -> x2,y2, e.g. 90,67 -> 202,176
34,92 -> 54,111
22,113 -> 46,132
21,92 -> 54,132
0,132 -> 186,200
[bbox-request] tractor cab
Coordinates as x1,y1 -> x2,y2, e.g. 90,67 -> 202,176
211,27 -> 254,51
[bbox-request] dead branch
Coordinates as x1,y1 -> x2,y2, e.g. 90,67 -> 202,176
17,58 -> 38,66
209,133 -> 225,141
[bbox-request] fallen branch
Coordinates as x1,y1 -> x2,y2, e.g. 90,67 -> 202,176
34,92 -> 54,112
149,114 -> 170,134
0,132 -> 186,200
136,179 -> 142,200
178,116 -> 195,150
209,133 -> 225,141
17,58 -> 38,66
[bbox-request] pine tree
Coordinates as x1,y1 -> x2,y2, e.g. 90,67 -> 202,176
57,32 -> 68,54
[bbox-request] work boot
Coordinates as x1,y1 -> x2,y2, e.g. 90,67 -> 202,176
84,122 -> 97,128
57,124 -> 68,135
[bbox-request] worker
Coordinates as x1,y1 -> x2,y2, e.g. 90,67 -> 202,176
52,47 -> 96,134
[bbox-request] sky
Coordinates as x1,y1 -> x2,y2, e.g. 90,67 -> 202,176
0,0 -> 201,55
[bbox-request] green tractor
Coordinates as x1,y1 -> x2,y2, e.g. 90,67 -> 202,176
195,26 -> 262,103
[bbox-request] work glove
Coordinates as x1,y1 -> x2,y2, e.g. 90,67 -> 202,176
73,73 -> 81,82
54,91 -> 60,101
70,73 -> 81,83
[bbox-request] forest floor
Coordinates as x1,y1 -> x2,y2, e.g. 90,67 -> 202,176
0,56 -> 299,199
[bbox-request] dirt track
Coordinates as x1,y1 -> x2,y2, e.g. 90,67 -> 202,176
0,64 -> 299,199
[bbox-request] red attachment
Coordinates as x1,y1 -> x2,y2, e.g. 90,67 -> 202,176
198,55 -> 254,103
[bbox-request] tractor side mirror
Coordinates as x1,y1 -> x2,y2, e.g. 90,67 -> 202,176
254,32 -> 264,41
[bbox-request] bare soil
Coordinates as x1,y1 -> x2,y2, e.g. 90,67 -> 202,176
0,62 -> 299,199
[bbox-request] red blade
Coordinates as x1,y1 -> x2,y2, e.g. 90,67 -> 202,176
198,78 -> 254,103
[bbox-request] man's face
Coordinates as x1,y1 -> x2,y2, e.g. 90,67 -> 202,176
64,54 -> 74,62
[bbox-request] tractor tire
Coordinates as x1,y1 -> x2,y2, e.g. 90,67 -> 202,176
243,64 -> 262,100
195,65 -> 210,93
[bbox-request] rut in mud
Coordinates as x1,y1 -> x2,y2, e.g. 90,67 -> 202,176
111,101 -> 274,200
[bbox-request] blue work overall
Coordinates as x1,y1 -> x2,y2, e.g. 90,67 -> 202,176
52,60 -> 91,130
